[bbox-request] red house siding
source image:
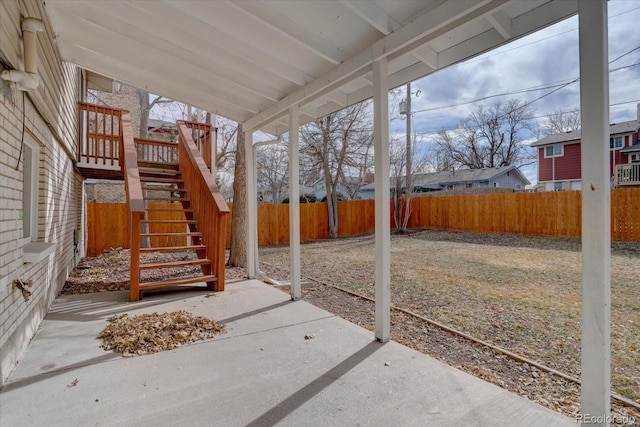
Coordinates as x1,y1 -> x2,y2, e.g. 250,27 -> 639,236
555,143 -> 581,180
538,131 -> 638,184
538,148 -> 553,181
538,143 -> 581,182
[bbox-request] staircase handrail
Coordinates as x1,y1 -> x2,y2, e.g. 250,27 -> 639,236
121,111 -> 145,300
177,120 -> 230,291
183,120 -> 217,173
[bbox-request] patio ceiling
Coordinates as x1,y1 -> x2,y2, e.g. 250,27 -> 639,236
44,0 -> 578,136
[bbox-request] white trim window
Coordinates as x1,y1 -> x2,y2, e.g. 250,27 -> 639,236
544,144 -> 563,158
631,153 -> 640,163
22,135 -> 40,242
609,136 -> 623,150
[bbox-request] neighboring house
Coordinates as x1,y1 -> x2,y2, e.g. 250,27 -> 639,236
531,117 -> 640,191
1,3 -> 86,384
257,185 -> 314,203
357,165 -> 530,199
256,185 -> 280,204
308,178 -> 351,201
147,118 -> 179,142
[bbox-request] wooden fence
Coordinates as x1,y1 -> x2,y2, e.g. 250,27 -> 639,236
87,203 -> 187,256
86,188 -> 640,256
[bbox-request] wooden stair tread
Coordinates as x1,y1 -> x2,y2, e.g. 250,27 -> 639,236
140,219 -> 198,224
140,231 -> 202,237
140,258 -> 211,269
139,167 -> 181,177
146,207 -> 194,212
140,177 -> 184,184
143,196 -> 189,202
140,245 -> 206,252
141,186 -> 187,192
138,161 -> 179,168
139,275 -> 218,290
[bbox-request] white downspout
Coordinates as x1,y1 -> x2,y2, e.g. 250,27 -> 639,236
252,137 -> 283,284
1,18 -> 44,91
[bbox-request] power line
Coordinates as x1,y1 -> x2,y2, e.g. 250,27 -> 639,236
610,45 -> 640,64
453,5 -> 640,68
412,61 -> 640,115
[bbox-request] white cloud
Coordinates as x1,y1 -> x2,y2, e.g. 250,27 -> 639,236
409,1 -> 640,139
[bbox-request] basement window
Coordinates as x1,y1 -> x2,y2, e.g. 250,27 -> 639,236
21,134 -> 56,263
22,137 -> 38,241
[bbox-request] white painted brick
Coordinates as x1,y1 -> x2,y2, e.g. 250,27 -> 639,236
1,14 -> 83,384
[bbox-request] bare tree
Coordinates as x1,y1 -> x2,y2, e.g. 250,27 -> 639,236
542,109 -> 581,135
300,102 -> 373,238
390,134 -> 430,232
137,89 -> 173,138
256,144 -> 289,203
228,124 -> 246,268
435,99 -> 535,169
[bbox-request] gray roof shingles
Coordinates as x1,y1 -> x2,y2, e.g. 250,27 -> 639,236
530,120 -> 639,147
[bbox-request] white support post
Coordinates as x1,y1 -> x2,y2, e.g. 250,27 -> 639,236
245,129 -> 257,279
289,105 -> 302,300
578,1 -> 610,425
373,58 -> 390,342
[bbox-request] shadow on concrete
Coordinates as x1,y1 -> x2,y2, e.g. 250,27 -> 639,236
217,300 -> 294,325
245,340 -> 384,427
45,293 -> 198,323
0,353 -> 119,393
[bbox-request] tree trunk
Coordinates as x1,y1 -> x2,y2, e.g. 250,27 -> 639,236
137,89 -> 150,139
228,124 -> 247,268
323,156 -> 338,238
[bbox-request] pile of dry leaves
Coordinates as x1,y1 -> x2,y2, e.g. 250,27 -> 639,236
98,311 -> 225,356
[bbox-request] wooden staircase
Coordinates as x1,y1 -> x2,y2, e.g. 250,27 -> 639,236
134,165 -> 218,295
77,102 -> 229,301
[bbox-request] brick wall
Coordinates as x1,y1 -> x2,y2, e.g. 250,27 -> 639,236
0,1 -> 83,385
88,83 -> 142,137
85,179 -> 126,203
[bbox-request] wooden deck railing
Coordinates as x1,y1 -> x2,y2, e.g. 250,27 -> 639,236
120,111 -> 145,301
78,102 -> 122,169
134,138 -> 179,165
183,120 -> 217,173
177,121 -> 230,291
78,102 -> 216,173
615,163 -> 640,186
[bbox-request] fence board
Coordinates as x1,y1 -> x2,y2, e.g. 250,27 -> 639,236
146,203 -> 187,247
87,203 -> 128,256
87,189 -> 640,253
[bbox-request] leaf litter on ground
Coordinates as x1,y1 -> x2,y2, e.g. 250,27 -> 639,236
98,311 -> 225,356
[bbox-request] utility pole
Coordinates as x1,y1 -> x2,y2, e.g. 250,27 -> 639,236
405,82 -> 412,197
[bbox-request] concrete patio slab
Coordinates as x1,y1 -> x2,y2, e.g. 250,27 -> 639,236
0,280 -> 576,426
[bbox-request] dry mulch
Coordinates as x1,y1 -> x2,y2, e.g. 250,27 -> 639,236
98,311 -> 225,356
61,248 -> 246,295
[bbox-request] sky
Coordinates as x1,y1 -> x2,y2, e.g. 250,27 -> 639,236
395,0 -> 640,184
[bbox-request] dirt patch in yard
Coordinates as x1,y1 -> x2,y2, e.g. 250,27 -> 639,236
259,230 -> 640,425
